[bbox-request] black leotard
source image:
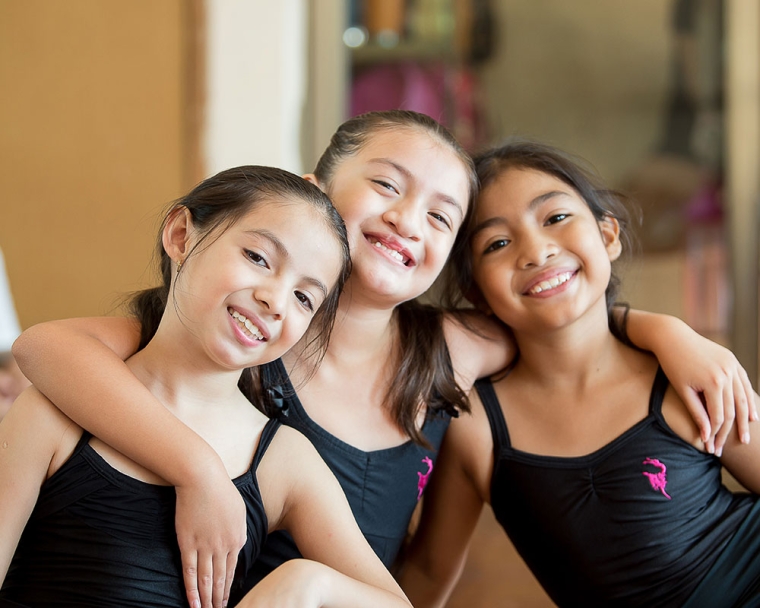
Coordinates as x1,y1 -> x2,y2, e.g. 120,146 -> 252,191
477,367 -> 758,607
241,358 -> 451,587
0,419 -> 280,608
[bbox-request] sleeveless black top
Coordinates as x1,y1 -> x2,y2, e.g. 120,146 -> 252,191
241,357 -> 451,587
477,367 -> 757,607
0,419 -> 280,608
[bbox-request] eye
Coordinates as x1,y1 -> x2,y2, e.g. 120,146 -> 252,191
245,249 -> 269,268
372,179 -> 399,194
428,211 -> 451,230
295,291 -> 315,312
484,238 -> 509,254
546,213 -> 569,225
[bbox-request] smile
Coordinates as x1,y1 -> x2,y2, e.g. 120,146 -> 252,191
367,236 -> 413,266
527,271 -> 574,295
228,307 -> 266,341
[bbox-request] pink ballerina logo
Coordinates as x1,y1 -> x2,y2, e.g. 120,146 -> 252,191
417,457 -> 434,500
642,457 -> 671,500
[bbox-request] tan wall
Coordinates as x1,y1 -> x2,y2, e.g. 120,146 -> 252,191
0,0 -> 190,329
481,0 -> 671,185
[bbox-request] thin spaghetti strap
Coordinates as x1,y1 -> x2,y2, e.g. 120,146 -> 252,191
474,378 -> 512,451
649,366 -> 669,417
72,430 -> 92,455
252,418 -> 281,471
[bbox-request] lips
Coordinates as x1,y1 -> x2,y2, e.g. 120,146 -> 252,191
228,307 -> 267,341
366,235 -> 416,267
524,271 -> 575,295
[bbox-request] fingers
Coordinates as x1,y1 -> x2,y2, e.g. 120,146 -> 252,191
682,388 -> 713,450
183,551 -> 201,608
183,550 -> 238,608
224,551 -> 238,607
197,552 -> 215,608
732,372 -> 752,447
712,380 -> 735,457
212,552 -> 230,608
739,366 -> 758,423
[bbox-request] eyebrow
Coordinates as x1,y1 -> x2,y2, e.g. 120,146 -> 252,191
368,157 -> 465,220
244,229 -> 329,298
470,190 -> 569,239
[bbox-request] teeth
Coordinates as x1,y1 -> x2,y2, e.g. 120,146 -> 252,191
229,308 -> 265,340
372,240 -> 406,263
529,272 -> 572,295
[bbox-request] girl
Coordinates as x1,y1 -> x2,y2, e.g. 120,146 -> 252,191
398,140 -> 760,607
0,166 -> 411,608
12,112 -> 755,608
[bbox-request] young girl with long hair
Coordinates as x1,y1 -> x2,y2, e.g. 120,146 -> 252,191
0,166 -> 412,608
12,113 -> 756,608
399,140 -> 760,607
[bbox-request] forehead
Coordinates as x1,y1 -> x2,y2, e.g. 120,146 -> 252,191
354,127 -> 471,206
237,200 -> 342,267
476,167 -> 577,221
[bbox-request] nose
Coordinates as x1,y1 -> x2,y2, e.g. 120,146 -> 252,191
254,279 -> 288,319
517,230 -> 557,269
382,198 -> 422,241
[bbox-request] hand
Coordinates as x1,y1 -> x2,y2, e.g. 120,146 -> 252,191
176,476 -> 247,608
659,336 -> 757,456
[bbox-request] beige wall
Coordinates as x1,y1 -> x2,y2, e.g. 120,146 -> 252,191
0,0 -> 189,329
480,0 -> 671,185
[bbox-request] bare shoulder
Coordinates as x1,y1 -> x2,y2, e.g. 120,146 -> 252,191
256,423 -> 336,529
442,310 -> 514,390
1,387 -> 82,477
4,386 -> 76,438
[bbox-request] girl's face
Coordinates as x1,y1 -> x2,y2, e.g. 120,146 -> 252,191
168,200 -> 344,371
470,167 -> 621,333
314,128 -> 470,307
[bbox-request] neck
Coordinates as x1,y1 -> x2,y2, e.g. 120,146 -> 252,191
512,301 -> 622,390
127,325 -> 244,414
284,283 -> 400,380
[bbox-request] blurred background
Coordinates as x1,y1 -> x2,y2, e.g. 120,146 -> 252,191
1,1 -> 758,605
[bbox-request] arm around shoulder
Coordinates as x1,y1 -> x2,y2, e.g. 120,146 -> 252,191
623,307 -> 756,452
443,309 -> 515,392
718,392 -> 760,494
13,316 -> 246,608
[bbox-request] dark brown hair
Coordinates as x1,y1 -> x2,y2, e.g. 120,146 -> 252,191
130,165 -> 352,402
314,110 -> 479,444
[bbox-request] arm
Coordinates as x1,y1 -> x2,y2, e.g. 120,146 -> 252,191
0,388 -> 76,582
12,317 -> 245,608
397,395 -> 492,607
624,308 -> 756,455
258,427 -> 411,607
718,392 -> 760,493
661,381 -> 760,493
443,310 -> 516,391
239,559 -> 409,608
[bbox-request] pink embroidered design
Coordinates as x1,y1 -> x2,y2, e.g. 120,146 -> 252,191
642,457 -> 671,500
417,457 -> 434,500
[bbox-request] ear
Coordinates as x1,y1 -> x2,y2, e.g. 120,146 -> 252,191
599,215 -> 622,262
302,173 -> 326,192
162,206 -> 194,269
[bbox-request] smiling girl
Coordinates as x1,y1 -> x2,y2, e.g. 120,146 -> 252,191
12,113 -> 756,608
399,140 -> 760,607
0,166 -> 411,608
